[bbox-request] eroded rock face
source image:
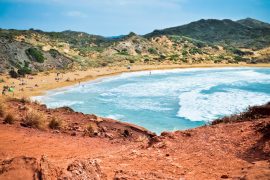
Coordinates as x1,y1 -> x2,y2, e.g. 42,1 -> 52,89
0,156 -> 41,180
39,156 -> 62,180
62,159 -> 107,180
0,156 -> 107,180
113,170 -> 177,180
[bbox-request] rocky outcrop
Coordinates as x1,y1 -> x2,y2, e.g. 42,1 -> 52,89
0,156 -> 107,180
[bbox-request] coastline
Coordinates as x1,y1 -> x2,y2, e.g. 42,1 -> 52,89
1,63 -> 270,98
0,64 -> 269,179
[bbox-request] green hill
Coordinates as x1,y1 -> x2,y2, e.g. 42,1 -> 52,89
0,18 -> 270,74
145,18 -> 270,50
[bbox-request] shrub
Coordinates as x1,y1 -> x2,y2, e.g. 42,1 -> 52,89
49,117 -> 62,129
148,48 -> 158,54
159,54 -> 166,60
4,113 -> 16,124
135,49 -> 141,54
182,49 -> 188,56
9,69 -> 19,78
144,58 -> 150,63
85,123 -> 98,137
87,124 -> 94,133
24,110 -> 45,129
189,47 -> 202,55
118,49 -> 129,56
25,47 -> 45,63
129,59 -> 135,63
194,41 -> 206,48
19,97 -> 31,104
217,55 -> 225,60
18,66 -> 31,76
49,49 -> 59,58
169,54 -> 179,61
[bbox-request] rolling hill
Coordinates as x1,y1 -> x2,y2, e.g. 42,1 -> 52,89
0,18 -> 270,74
145,18 -> 270,49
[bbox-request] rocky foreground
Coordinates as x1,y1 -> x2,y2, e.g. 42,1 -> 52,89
0,98 -> 269,179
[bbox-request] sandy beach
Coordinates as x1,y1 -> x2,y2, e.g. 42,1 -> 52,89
1,63 -> 270,98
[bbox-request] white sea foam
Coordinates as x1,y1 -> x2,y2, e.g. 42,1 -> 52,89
89,67 -> 255,83
106,114 -> 125,120
177,89 -> 270,122
35,67 -> 270,127
32,95 -> 84,108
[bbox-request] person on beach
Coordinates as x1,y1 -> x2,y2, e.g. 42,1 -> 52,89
8,87 -> 14,97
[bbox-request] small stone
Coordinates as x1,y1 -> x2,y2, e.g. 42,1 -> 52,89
240,175 -> 247,180
221,174 -> 229,179
105,133 -> 114,139
52,130 -> 60,134
71,132 -> 77,136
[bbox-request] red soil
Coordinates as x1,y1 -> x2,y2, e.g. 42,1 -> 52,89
0,99 -> 269,179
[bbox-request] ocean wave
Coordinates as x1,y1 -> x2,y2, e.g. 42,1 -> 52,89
32,96 -> 84,108
177,89 -> 270,122
106,114 -> 125,120
34,67 -> 270,132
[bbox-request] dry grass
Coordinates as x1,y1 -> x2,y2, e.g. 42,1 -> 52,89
84,123 -> 98,137
49,117 -> 62,130
20,97 -> 31,104
136,135 -> 149,143
24,109 -> 46,129
212,102 -> 270,125
4,113 -> 16,124
87,123 -> 94,133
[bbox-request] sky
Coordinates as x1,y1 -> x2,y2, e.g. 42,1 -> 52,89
0,0 -> 270,36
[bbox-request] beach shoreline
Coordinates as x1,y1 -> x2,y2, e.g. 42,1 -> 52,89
1,63 -> 270,98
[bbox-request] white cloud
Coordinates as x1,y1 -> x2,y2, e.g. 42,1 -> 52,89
65,11 -> 87,18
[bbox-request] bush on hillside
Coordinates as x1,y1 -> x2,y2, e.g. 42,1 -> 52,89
25,47 -> 45,63
4,113 -> 16,124
49,49 -> 59,58
9,69 -> 19,78
23,110 -> 46,129
182,49 -> 188,56
49,117 -> 62,130
189,47 -> 202,55
148,48 -> 158,54
18,66 -> 32,76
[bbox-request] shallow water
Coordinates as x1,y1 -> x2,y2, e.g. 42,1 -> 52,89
34,67 -> 270,134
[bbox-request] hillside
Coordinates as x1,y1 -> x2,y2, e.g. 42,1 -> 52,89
145,18 -> 270,50
0,18 -> 270,75
0,98 -> 269,179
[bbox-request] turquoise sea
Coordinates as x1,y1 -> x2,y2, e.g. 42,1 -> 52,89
33,67 -> 270,134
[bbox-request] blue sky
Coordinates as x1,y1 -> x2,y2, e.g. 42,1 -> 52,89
0,0 -> 270,36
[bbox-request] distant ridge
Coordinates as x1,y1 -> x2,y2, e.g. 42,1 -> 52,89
1,17 -> 270,73
237,18 -> 270,29
145,18 -> 270,49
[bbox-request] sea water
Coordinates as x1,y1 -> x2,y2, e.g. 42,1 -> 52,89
33,67 -> 270,134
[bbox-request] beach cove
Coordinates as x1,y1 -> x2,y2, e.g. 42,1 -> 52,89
28,65 -> 270,134
1,63 -> 270,98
